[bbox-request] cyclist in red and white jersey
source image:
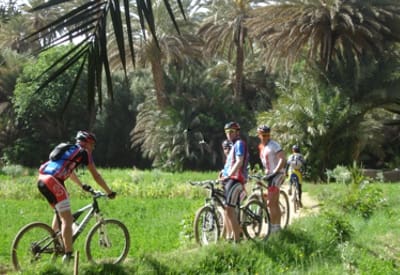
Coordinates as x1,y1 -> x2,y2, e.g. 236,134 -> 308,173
257,125 -> 286,233
37,131 -> 115,262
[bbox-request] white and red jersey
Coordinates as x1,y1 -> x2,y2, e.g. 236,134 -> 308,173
258,140 -> 284,174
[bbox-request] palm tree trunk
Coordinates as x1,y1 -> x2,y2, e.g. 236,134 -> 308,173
234,26 -> 245,101
150,53 -> 168,109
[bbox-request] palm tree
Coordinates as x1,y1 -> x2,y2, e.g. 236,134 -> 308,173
131,0 -> 202,109
197,0 -> 254,101
247,0 -> 400,72
23,0 -> 187,112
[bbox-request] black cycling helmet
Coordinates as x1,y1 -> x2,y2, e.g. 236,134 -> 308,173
76,130 -> 97,143
292,144 -> 300,153
222,139 -> 233,150
257,125 -> 271,134
224,121 -> 240,131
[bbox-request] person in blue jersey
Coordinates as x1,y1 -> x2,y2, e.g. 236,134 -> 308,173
37,131 -> 115,262
221,122 -> 249,242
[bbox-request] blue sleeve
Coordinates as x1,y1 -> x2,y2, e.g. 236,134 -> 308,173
234,140 -> 245,157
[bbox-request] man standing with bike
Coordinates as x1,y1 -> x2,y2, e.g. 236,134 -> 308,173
37,131 -> 116,262
257,125 -> 286,233
221,122 -> 249,242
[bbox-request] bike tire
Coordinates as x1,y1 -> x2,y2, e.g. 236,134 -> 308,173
193,206 -> 221,246
279,190 -> 290,228
11,222 -> 63,271
241,199 -> 270,241
85,219 -> 130,264
293,188 -> 300,213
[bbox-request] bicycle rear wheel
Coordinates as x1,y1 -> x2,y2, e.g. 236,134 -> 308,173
85,219 -> 130,264
279,190 -> 290,228
194,206 -> 221,246
11,222 -> 62,271
241,199 -> 270,241
293,188 -> 300,213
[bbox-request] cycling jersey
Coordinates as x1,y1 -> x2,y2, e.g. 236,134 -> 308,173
287,153 -> 305,172
39,144 -> 92,182
222,139 -> 249,184
259,140 -> 285,174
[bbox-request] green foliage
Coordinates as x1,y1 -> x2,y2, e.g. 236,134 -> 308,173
258,66 -> 367,181
321,210 -> 354,244
0,164 -> 27,177
10,44 -> 89,166
1,170 -> 399,274
132,64 -> 256,171
93,71 -> 145,168
326,165 -> 351,184
342,184 -> 385,219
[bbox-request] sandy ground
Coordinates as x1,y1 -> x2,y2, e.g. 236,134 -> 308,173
280,185 -> 321,224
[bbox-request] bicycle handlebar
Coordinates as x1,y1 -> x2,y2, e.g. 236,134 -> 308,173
189,180 -> 221,189
248,174 -> 269,189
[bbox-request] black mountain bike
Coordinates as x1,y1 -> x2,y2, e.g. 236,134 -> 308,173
11,188 -> 130,271
190,180 -> 270,246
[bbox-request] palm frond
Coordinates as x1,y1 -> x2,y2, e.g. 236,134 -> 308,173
24,0 -> 185,111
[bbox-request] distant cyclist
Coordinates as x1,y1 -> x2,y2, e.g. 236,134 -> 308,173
37,131 -> 116,263
285,145 -> 306,207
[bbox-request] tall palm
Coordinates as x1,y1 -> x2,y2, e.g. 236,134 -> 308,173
198,0 -> 254,101
132,0 -> 202,109
24,0 -> 186,112
247,0 -> 400,72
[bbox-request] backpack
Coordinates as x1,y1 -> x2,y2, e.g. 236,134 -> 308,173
40,143 -> 82,180
49,143 -> 75,161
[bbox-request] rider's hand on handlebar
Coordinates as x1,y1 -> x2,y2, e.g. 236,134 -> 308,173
107,191 -> 116,199
82,184 -> 93,192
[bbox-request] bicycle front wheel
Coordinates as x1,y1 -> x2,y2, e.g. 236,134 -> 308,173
279,190 -> 290,228
11,222 -> 62,271
85,219 -> 130,264
241,199 -> 270,241
194,206 -> 221,246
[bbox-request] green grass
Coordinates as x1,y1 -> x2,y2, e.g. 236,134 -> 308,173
0,169 -> 399,274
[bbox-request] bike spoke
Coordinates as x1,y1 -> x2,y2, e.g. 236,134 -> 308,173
85,219 -> 130,264
11,223 -> 59,271
194,207 -> 220,246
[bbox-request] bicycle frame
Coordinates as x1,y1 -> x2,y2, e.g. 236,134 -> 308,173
248,174 -> 290,228
55,191 -> 106,242
11,189 -> 130,271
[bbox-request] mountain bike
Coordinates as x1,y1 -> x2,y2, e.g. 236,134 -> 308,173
11,187 -> 130,271
248,174 -> 290,229
190,180 -> 270,246
288,172 -> 302,213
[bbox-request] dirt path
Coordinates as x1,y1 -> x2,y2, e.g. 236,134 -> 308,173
280,186 -> 321,224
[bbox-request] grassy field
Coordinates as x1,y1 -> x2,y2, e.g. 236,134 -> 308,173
0,167 -> 399,274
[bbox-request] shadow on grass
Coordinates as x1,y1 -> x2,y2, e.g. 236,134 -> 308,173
251,226 -> 339,267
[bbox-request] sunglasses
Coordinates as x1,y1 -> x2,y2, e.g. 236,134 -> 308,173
225,129 -> 236,134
